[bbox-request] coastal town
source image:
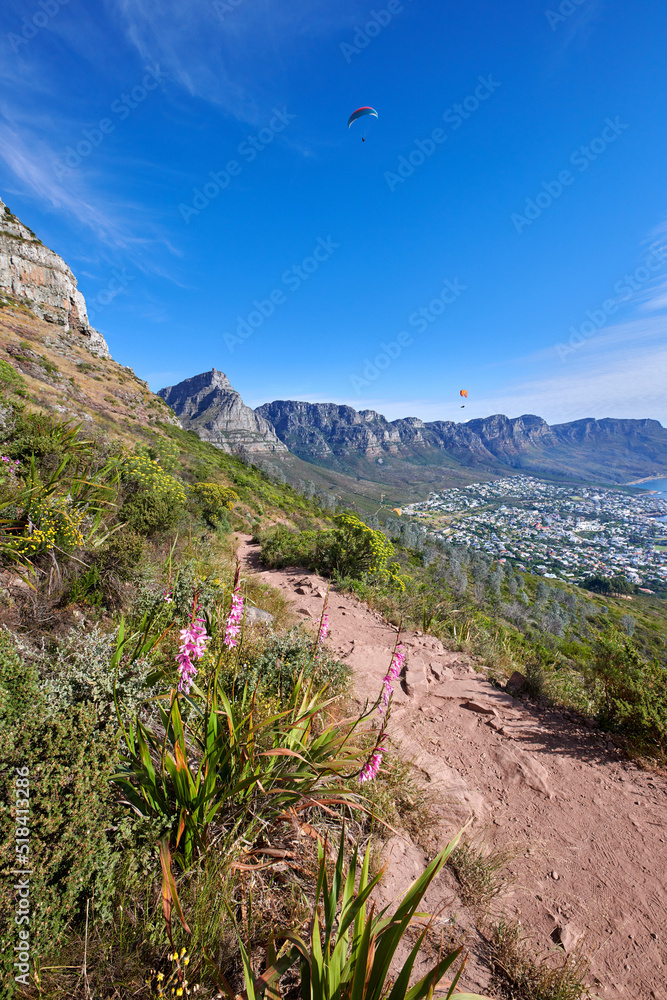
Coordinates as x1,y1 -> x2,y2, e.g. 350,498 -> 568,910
402,475 -> 667,592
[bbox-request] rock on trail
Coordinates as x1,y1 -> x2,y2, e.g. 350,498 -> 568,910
237,535 -> 667,999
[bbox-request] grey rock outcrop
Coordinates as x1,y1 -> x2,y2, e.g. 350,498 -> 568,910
0,197 -> 110,357
158,369 -> 288,455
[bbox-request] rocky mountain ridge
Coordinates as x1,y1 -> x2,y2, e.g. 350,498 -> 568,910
158,369 -> 287,455
0,197 -> 109,358
256,400 -> 667,484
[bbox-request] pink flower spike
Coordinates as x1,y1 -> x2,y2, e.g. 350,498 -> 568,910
224,587 -> 244,648
318,612 -> 330,645
359,746 -> 385,784
176,609 -> 208,695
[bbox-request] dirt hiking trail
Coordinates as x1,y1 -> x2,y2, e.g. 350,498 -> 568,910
237,536 -> 667,1000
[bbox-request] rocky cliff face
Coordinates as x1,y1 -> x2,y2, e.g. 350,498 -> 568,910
254,400 -> 667,484
0,197 -> 109,358
255,401 -> 503,466
158,370 -> 287,455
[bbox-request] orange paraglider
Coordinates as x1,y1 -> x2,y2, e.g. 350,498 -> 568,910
460,389 -> 468,409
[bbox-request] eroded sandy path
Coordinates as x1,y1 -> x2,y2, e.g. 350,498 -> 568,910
237,536 -> 667,1000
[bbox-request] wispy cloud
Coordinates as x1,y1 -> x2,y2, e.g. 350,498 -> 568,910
248,315 -> 667,428
0,119 -> 127,243
0,111 -> 187,285
469,322 -> 667,425
107,0 -> 365,121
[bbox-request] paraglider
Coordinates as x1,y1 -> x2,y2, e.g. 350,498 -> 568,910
348,106 -> 378,141
460,389 -> 468,409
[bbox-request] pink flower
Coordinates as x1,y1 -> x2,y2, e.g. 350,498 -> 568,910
176,614 -> 208,694
224,587 -> 244,648
379,644 -> 404,714
359,745 -> 385,784
318,612 -> 330,644
358,640 -> 404,784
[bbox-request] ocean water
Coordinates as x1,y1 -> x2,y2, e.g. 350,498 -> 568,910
632,479 -> 667,522
636,478 -> 667,497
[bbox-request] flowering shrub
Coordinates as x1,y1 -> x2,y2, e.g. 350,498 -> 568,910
15,493 -> 86,556
188,482 -> 238,527
119,452 -> 187,535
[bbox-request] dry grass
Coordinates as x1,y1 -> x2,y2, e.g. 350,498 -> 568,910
447,839 -> 516,912
489,920 -> 592,1000
0,305 -> 171,445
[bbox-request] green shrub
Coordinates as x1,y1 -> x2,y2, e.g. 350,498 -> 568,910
260,525 -> 326,569
586,626 -> 667,754
99,526 -> 145,578
37,623 -> 154,726
188,482 -> 238,527
232,626 -> 349,701
260,514 -> 404,588
0,359 -> 26,395
119,452 -> 186,536
0,635 -> 122,993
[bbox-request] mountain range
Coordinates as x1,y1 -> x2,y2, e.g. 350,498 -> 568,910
0,196 -> 665,502
163,371 -> 667,488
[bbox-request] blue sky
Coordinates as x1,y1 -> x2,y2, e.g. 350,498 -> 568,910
1,0 -> 666,425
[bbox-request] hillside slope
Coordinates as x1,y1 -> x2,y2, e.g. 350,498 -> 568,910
0,304 -> 178,444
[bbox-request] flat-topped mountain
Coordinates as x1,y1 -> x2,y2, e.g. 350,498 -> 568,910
255,401 -> 667,485
158,369 -> 287,455
0,197 -> 109,358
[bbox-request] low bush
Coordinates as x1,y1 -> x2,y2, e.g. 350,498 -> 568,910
231,626 -> 350,701
0,633 -> 123,994
188,481 -> 238,528
260,513 -> 404,588
448,840 -> 514,911
99,526 -> 146,578
585,626 -> 667,756
0,359 -> 25,394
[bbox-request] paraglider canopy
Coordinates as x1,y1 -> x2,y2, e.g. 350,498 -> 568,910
348,107 -> 379,129
460,390 -> 468,398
